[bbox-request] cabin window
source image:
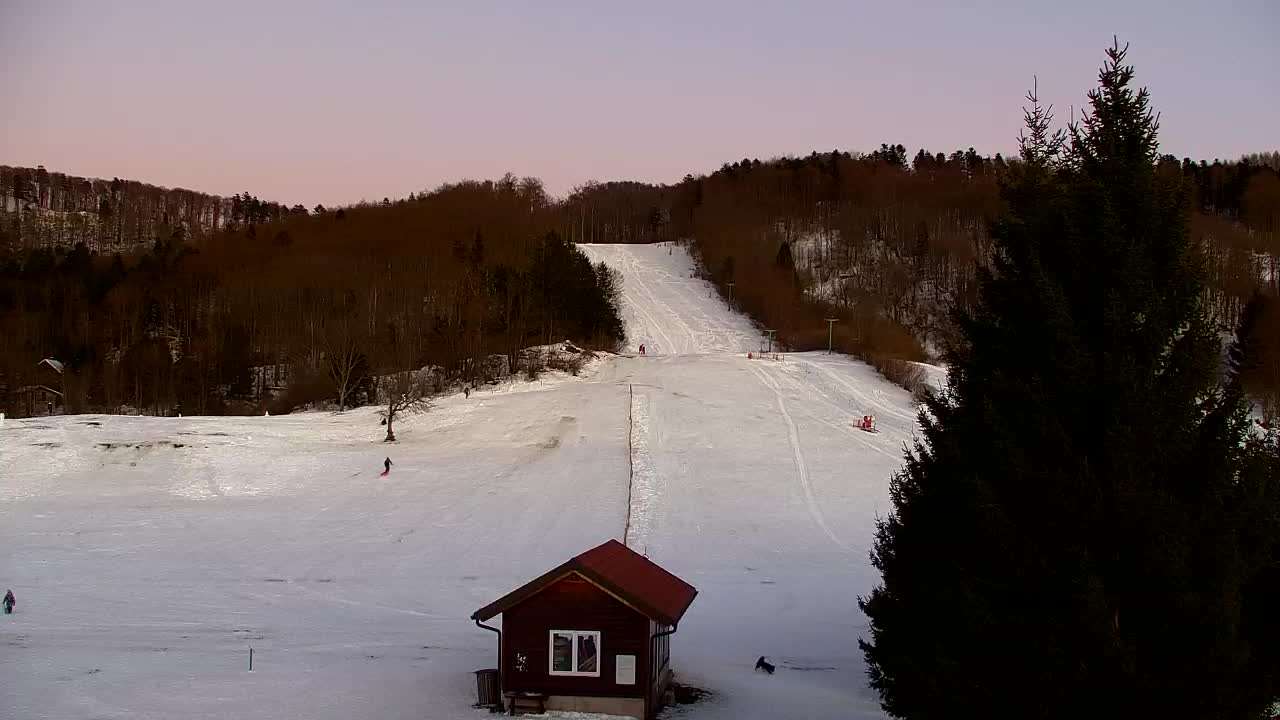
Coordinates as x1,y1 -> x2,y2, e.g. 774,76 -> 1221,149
549,630 -> 601,677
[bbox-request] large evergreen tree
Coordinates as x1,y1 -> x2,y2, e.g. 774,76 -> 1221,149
858,41 -> 1280,719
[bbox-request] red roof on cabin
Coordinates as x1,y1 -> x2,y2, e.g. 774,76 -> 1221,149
471,539 -> 697,626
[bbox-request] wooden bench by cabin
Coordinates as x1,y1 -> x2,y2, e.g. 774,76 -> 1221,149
503,691 -> 547,715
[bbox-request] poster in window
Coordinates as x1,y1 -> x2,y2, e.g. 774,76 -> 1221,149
615,654 -> 637,685
577,634 -> 598,672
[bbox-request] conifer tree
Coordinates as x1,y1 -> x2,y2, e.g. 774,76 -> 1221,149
858,40 -> 1280,719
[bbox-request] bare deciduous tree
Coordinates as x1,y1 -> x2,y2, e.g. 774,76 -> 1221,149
379,369 -> 432,442
324,318 -> 367,412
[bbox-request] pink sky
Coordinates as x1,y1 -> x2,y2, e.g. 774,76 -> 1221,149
2,1 -> 1277,208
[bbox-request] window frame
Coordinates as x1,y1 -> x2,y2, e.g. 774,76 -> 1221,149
548,629 -> 602,677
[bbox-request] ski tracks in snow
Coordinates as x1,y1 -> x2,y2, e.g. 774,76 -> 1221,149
621,249 -> 699,354
792,356 -> 918,426
747,364 -> 855,555
769,364 -> 908,463
582,243 -> 755,355
620,280 -> 680,355
276,579 -> 450,621
624,385 -> 660,552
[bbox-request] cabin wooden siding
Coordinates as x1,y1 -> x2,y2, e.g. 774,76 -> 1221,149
501,573 -> 651,702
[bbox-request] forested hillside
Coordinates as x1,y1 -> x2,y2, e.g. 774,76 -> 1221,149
0,165 -> 301,254
554,149 -> 1279,415
3,149 -> 1277,419
1,176 -> 622,416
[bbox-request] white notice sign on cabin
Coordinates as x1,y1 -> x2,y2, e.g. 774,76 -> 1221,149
615,654 -> 636,685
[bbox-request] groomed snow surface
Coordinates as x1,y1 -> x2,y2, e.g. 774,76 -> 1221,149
2,242 -> 927,719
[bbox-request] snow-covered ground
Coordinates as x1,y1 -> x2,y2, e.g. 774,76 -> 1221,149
2,242 -> 921,719
581,243 -> 760,356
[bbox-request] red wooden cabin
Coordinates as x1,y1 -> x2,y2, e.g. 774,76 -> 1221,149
472,539 -> 698,719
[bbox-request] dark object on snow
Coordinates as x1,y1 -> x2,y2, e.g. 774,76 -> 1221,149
3,589 -> 14,614
384,457 -> 393,474
380,417 -> 387,425
671,682 -> 710,705
464,386 -> 471,399
754,656 -> 775,674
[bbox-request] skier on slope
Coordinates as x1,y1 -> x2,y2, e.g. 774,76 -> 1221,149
639,343 -> 646,356
383,457 -> 393,475
3,589 -> 14,614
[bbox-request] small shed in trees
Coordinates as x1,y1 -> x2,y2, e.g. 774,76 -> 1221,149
472,539 -> 697,719
37,358 -> 65,378
10,384 -> 61,417
10,359 -> 65,416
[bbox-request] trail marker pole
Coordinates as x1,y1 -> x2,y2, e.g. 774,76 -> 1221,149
726,282 -> 735,308
825,319 -> 839,354
249,647 -> 253,671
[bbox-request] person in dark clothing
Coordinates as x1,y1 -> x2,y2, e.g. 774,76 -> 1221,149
383,457 -> 393,474
3,589 -> 14,614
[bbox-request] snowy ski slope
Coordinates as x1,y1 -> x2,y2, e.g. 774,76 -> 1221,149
1,242 -> 923,719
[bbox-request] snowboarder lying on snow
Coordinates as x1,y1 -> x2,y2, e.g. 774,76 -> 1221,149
3,589 -> 14,614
